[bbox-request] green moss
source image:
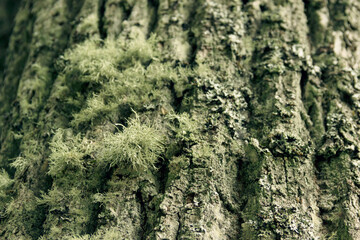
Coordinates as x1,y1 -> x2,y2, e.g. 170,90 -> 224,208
2,184 -> 43,239
56,36 -> 193,128
61,39 -> 123,84
11,138 -> 43,174
97,115 -> 164,173
48,129 -> 94,176
39,186 -> 95,239
167,112 -> 201,143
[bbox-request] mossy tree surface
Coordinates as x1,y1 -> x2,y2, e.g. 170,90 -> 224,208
1,0 -> 360,239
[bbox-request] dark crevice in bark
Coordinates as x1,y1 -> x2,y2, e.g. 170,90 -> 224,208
147,0 -> 159,36
88,168 -> 113,235
242,0 -> 249,5
300,69 -> 308,101
123,2 -> 134,20
0,0 -> 21,75
67,0 -> 86,19
175,212 -> 182,240
187,2 -> 202,67
98,0 -> 107,39
157,158 -> 169,194
283,159 -> 289,193
340,90 -> 353,109
1,0 -> 35,173
136,189 -> 147,240
215,185 -> 237,214
320,81 -> 330,135
188,31 -> 198,67
169,79 -> 187,113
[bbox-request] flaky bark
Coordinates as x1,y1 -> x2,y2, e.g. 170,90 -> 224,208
1,0 -> 360,239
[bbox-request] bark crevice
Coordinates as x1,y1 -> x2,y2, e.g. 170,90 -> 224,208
98,0 -> 107,39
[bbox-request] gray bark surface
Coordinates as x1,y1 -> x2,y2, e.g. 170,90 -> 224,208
1,0 -> 360,239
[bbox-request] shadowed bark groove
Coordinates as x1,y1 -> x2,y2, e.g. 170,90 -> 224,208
1,0 -> 360,239
0,0 -> 21,76
98,0 -> 107,39
148,0 -> 160,37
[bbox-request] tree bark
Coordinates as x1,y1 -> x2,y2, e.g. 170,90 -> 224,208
1,0 -> 360,239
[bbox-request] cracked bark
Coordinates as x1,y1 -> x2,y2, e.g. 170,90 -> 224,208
1,0 -> 360,239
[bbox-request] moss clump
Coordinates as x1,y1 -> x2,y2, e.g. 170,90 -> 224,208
97,115 -> 164,173
60,35 -> 158,85
56,35 -> 192,128
48,129 -> 94,176
60,39 -> 123,84
39,186 -> 95,239
167,112 -> 201,143
11,138 -> 43,174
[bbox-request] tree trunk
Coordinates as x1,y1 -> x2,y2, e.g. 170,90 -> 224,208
1,0 -> 360,239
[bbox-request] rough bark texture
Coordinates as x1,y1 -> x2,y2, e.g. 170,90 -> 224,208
1,0 -> 360,239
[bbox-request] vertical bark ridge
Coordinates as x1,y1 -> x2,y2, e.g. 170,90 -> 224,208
304,0 -> 360,238
69,0 -> 101,44
155,1 -> 249,239
240,0 -> 324,238
0,0 -> 90,238
117,0 -> 157,41
141,1 -> 199,239
153,0 -> 195,62
102,0 -> 135,38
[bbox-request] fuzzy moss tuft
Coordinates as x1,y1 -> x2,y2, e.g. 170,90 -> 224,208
58,36 -> 192,128
97,115 -> 164,173
167,112 -> 201,143
48,129 -> 94,176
